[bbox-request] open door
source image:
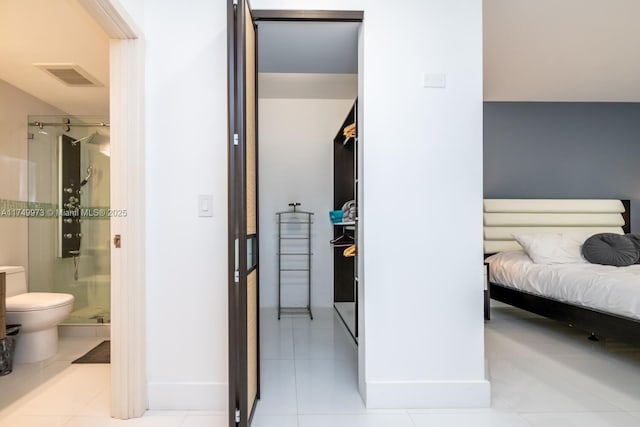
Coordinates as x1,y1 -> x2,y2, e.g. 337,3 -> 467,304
228,0 -> 259,426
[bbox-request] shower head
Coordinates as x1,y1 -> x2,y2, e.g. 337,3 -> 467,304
80,165 -> 94,187
71,132 -> 98,146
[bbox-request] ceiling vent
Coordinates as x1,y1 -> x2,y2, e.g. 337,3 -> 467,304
34,63 -> 103,87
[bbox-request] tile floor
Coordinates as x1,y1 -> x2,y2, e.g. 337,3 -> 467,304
256,305 -> 640,427
1,304 -> 640,426
0,336 -> 227,426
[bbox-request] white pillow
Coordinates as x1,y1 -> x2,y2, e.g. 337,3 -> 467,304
512,232 -> 592,264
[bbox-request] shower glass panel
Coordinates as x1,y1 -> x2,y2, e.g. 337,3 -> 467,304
28,116 -> 111,324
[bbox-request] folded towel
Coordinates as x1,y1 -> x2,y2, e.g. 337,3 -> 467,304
329,210 -> 344,221
342,203 -> 357,221
341,200 -> 356,212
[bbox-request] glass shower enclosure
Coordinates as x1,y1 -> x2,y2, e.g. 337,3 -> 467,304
28,116 -> 111,324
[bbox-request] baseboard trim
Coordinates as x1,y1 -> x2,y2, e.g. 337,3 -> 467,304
59,324 -> 111,338
365,379 -> 491,408
148,382 -> 227,411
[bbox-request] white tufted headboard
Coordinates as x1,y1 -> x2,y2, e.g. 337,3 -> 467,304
483,199 -> 629,254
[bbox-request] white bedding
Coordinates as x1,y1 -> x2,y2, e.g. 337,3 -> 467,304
486,250 -> 640,320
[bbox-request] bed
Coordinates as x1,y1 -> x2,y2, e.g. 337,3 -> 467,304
484,199 -> 640,344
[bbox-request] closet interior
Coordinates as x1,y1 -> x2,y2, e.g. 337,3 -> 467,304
252,17 -> 362,421
332,100 -> 358,341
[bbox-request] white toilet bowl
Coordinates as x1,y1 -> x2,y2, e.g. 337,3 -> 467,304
2,266 -> 74,364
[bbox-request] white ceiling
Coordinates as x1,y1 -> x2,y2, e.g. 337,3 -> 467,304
1,1 -> 639,110
0,0 -> 110,116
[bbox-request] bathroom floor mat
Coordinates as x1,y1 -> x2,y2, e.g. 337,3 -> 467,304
72,340 -> 110,364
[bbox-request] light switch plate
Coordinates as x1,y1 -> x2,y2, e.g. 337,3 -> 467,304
423,73 -> 446,88
198,194 -> 213,217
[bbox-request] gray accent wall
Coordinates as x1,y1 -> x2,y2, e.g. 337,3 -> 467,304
484,102 -> 640,232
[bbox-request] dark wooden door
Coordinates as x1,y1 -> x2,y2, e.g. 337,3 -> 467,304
228,0 -> 259,425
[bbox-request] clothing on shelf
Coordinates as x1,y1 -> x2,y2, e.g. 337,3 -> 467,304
329,209 -> 344,223
341,200 -> 357,222
343,245 -> 357,257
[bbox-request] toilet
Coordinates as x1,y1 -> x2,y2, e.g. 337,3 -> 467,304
1,266 -> 74,363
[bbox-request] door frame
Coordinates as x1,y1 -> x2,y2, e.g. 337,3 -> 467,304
251,10 -> 363,21
78,0 -> 146,419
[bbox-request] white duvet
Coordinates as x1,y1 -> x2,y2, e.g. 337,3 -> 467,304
486,250 -> 640,320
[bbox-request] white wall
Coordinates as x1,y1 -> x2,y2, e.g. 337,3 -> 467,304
119,0 -> 487,412
124,0 -> 229,411
0,79 -> 65,273
258,97 -> 354,309
361,0 -> 488,407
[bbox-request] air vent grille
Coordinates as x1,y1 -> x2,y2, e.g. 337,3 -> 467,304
47,68 -> 93,85
34,63 -> 103,87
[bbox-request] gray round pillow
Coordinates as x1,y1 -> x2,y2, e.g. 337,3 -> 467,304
582,233 -> 639,266
625,234 -> 640,264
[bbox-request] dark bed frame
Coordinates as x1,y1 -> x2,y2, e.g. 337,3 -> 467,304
487,199 -> 640,345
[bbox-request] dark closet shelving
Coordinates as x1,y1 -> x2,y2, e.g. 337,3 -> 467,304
333,100 -> 358,340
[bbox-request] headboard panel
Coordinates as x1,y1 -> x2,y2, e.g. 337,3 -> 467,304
483,199 -> 628,254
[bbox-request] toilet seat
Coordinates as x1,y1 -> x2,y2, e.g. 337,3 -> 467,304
6,292 -> 74,312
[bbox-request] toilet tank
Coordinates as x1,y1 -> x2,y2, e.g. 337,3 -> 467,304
0,266 -> 27,297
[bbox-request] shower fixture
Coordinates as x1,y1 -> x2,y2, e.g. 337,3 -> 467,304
71,132 -> 97,146
59,135 -> 82,260
29,118 -> 109,132
81,166 -> 94,187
